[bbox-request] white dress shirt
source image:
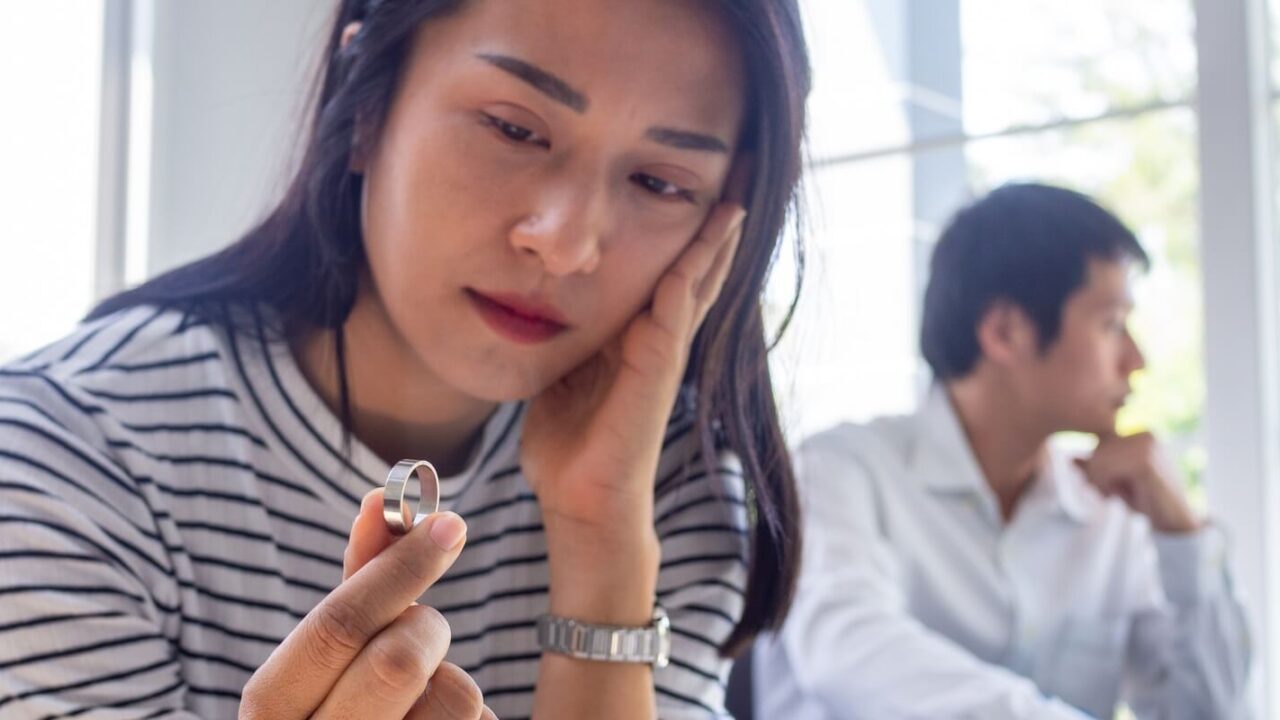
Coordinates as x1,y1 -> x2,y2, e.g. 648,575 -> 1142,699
755,386 -> 1253,719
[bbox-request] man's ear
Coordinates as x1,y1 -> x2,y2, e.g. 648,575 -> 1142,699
975,300 -> 1039,369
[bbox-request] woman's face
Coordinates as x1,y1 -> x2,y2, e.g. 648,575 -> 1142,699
358,0 -> 746,402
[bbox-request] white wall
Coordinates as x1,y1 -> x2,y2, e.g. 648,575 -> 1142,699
141,0 -> 331,275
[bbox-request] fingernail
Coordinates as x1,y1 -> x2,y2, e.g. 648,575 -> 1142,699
428,512 -> 466,550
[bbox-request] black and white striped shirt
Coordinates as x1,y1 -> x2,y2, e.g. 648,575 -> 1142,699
0,305 -> 749,719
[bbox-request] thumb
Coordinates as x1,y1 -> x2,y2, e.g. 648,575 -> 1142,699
344,488 -> 467,583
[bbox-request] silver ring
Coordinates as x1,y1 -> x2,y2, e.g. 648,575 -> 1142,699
383,460 -> 440,535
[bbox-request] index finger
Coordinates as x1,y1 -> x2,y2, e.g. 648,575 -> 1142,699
646,202 -> 745,345
244,508 -> 467,719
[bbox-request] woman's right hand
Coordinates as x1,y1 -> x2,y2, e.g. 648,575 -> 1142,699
239,490 -> 495,719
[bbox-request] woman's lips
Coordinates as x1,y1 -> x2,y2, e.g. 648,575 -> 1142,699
466,289 -> 570,344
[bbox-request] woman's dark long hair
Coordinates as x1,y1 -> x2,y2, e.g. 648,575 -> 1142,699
91,0 -> 809,656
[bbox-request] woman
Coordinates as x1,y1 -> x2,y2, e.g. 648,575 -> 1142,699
0,0 -> 808,717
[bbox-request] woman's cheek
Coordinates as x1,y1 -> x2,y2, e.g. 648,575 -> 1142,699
621,186 -> 711,234
425,119 -> 535,191
438,145 -> 527,201
609,228 -> 687,306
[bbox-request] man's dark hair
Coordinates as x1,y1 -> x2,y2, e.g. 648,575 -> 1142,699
920,182 -> 1150,380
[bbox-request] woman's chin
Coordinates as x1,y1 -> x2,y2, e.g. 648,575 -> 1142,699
444,361 -> 563,404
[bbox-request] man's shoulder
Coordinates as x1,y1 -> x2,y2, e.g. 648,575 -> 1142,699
798,412 -> 917,481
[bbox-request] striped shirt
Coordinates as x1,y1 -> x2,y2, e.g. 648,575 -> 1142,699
0,305 -> 750,719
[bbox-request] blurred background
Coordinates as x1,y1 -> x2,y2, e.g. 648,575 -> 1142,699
0,0 -> 1276,716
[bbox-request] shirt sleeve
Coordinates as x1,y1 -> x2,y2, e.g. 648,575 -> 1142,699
0,375 -> 198,718
1123,523 -> 1255,719
775,431 -> 1095,720
650,448 -> 750,720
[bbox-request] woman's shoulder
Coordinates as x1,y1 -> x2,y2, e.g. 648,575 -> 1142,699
0,309 -> 202,617
6,304 -> 226,377
0,304 -> 236,443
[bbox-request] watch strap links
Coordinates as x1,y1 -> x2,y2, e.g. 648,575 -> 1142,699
536,606 -> 671,667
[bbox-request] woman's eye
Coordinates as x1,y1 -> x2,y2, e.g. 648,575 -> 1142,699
631,173 -> 696,203
482,114 -> 550,149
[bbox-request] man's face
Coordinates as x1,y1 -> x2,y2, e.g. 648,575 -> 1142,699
1020,258 -> 1147,435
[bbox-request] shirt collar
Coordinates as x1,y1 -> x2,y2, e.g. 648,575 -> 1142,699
1043,447 -> 1094,524
907,384 -> 989,495
909,384 -> 1092,525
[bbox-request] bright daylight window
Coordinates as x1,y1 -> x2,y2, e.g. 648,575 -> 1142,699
774,0 -> 1205,507
0,1 -> 105,362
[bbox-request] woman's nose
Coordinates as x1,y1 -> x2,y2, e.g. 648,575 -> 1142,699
509,184 -> 607,277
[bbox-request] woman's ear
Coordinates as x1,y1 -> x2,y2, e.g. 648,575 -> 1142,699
340,21 -> 363,51
339,22 -> 370,173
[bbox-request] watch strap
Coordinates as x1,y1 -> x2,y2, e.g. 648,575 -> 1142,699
536,606 -> 671,667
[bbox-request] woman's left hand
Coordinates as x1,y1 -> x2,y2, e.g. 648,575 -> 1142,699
520,201 -> 746,542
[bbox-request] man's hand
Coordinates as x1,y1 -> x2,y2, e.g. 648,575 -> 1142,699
1074,432 -> 1201,534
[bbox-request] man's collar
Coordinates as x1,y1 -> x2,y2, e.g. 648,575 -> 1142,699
909,384 -> 1092,525
907,385 -> 989,495
1043,448 -> 1094,524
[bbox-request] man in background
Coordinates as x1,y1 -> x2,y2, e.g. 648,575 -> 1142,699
755,184 -> 1253,719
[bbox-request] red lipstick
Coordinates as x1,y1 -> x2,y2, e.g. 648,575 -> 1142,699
467,289 -> 570,344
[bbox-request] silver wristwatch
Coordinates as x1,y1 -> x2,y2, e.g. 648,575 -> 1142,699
536,606 -> 671,668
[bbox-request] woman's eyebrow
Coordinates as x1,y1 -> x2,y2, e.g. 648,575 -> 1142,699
476,52 -> 730,154
647,127 -> 729,154
477,53 -> 588,113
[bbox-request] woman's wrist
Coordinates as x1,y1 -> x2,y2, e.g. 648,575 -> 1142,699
543,520 -> 660,626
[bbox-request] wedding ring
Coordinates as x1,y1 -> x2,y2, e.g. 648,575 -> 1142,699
383,459 -> 440,535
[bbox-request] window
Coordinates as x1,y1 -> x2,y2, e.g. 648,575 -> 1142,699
781,0 -> 1275,714
0,2 -> 106,361
779,1 -> 1204,491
